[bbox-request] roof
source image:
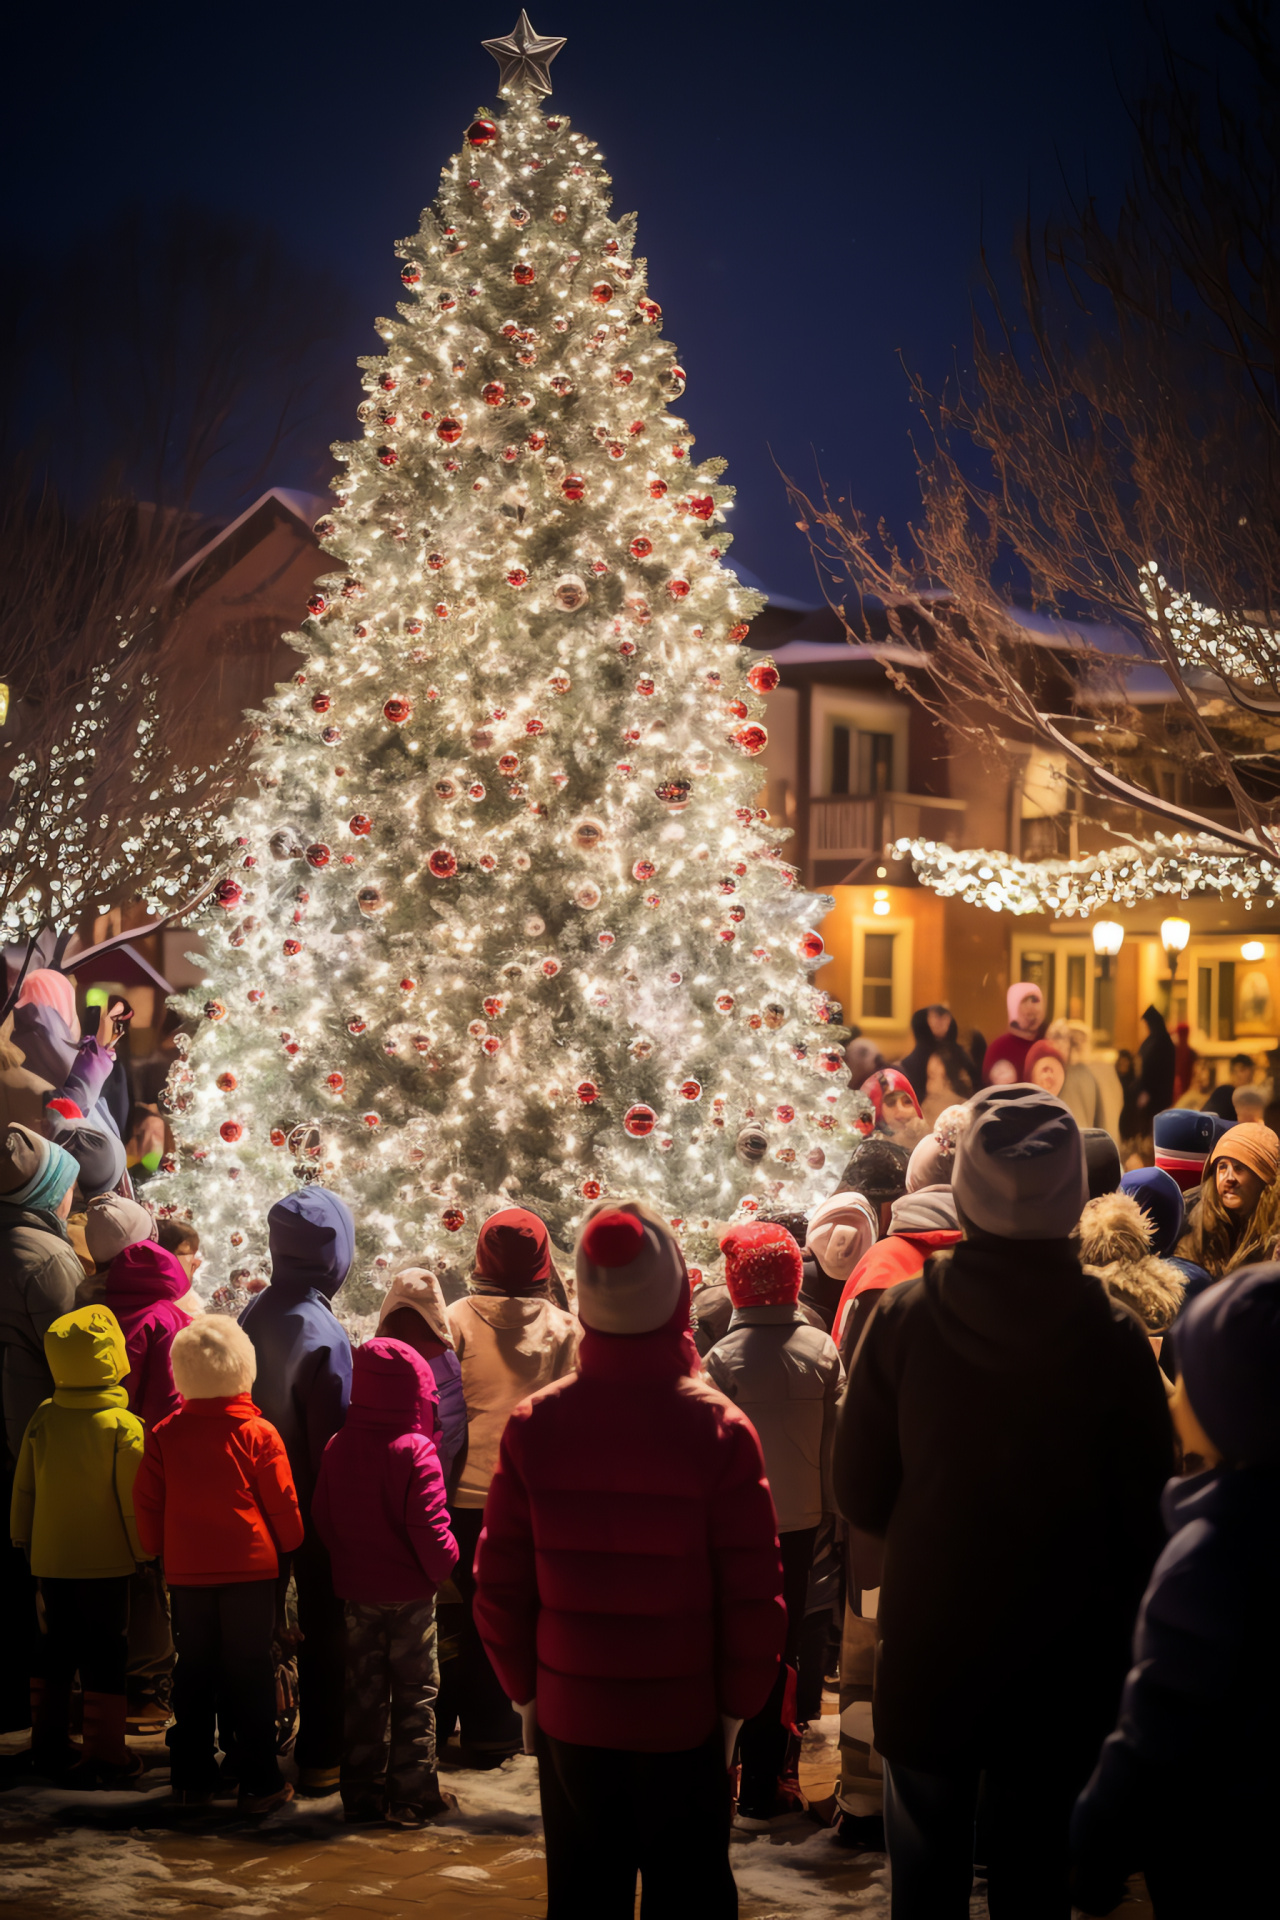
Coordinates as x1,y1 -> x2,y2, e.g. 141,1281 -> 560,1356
166,487 -> 329,595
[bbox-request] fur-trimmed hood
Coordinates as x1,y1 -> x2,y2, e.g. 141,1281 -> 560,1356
1075,1190 -> 1186,1333
171,1316 -> 257,1400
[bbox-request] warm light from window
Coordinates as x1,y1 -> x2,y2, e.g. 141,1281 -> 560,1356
1092,921 -> 1125,959
1160,917 -> 1191,955
876,866 -> 887,879
0,682 -> 8,726
1242,940 -> 1266,962
872,887 -> 891,917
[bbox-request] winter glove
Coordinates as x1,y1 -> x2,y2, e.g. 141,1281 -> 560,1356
720,1715 -> 743,1770
514,1698 -> 537,1755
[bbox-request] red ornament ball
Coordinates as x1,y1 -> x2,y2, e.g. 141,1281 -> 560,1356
747,662 -> 780,694
482,381 -> 506,406
282,938 -> 303,957
400,263 -> 421,285
213,879 -> 243,911
623,1104 -> 657,1138
441,1206 -> 466,1231
362,1111 -> 381,1129
541,957 -> 561,978
576,1080 -> 599,1104
383,695 -> 412,724
219,1120 -> 243,1144
688,495 -> 715,521
310,692 -> 332,714
428,848 -> 458,878
629,534 -> 653,559
632,858 -> 657,882
734,723 -> 768,756
581,1178 -> 602,1200
667,577 -> 691,600
305,843 -> 331,868
649,479 -> 668,499
589,280 -> 614,305
377,446 -> 397,467
729,621 -> 751,642
216,1072 -> 238,1092
775,1103 -> 796,1124
635,298 -> 661,325
798,930 -> 825,961
466,119 -> 497,147
481,1034 -> 503,1056
561,473 -> 586,502
436,416 -> 464,444
512,261 -> 536,286
307,593 -> 328,616
506,567 -> 529,588
400,977 -> 416,993
349,814 -> 373,836
818,1047 -> 845,1073
326,1072 -> 345,1093
498,751 -> 520,775
678,1079 -> 702,1102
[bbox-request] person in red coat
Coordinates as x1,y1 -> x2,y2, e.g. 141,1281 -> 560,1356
474,1199 -> 785,1919
134,1316 -> 303,1815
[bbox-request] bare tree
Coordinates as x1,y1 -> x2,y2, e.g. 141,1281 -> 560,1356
787,2 -> 1280,886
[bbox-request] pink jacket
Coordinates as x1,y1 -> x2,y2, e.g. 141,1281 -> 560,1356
101,1242 -> 194,1429
312,1337 -> 458,1605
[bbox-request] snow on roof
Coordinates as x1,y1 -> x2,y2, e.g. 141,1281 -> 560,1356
165,487 -> 329,590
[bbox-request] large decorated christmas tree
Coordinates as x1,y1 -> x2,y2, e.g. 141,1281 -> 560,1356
156,16 -> 866,1305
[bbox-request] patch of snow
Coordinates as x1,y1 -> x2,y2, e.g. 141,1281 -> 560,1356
438,1863 -> 491,1880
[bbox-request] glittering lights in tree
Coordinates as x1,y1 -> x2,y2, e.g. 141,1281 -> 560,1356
154,26 -> 865,1303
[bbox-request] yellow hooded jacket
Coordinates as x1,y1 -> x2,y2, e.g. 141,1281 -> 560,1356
10,1306 -> 146,1578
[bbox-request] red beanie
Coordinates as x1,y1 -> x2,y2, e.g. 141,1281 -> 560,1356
719,1222 -> 803,1309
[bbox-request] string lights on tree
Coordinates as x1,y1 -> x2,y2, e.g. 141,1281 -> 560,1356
154,21 -> 867,1303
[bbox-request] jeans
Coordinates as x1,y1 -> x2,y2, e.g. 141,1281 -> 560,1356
342,1598 -> 441,1813
884,1752 -> 1086,1919
169,1581 -> 281,1796
738,1523 -> 816,1809
537,1726 -> 737,1918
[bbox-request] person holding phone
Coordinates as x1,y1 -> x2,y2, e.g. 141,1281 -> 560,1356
11,972 -> 129,1141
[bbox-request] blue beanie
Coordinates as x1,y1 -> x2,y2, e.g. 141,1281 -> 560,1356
1171,1264 -> 1280,1465
1154,1107 -> 1234,1193
1121,1166 -> 1186,1258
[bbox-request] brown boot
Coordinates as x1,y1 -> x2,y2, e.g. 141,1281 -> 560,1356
29,1678 -> 77,1780
65,1693 -> 143,1790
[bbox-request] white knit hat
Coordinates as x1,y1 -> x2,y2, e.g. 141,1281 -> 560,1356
575,1198 -> 685,1335
805,1190 -> 879,1282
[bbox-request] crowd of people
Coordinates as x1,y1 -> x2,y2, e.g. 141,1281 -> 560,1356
1,967 -> 1278,1917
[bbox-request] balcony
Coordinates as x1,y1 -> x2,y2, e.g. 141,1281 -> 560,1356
809,792 -> 967,875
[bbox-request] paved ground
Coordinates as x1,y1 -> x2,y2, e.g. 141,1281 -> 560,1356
0,1717 -> 1153,1918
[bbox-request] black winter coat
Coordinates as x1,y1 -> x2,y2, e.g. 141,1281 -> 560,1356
834,1235 -> 1172,1769
1071,1465 -> 1280,1912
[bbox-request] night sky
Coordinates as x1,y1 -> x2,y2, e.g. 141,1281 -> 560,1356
6,0 -> 1215,603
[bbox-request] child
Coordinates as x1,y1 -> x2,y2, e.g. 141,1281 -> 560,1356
312,1337 -> 459,1825
156,1217 -> 201,1283
10,1305 -> 146,1786
376,1269 -> 467,1493
1071,1266 -> 1280,1917
860,1069 -> 928,1148
133,1317 -> 303,1814
704,1223 -> 844,1826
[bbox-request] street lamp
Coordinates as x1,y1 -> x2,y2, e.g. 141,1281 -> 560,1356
1160,916 -> 1191,982
1242,940 -> 1266,962
1092,920 -> 1125,981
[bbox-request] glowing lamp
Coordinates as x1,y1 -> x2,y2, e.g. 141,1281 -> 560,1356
1160,917 -> 1191,982
1092,921 -> 1125,959
1242,940 -> 1266,962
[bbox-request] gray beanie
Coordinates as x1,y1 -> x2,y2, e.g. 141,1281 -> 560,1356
47,1115 -> 127,1200
952,1085 -> 1087,1240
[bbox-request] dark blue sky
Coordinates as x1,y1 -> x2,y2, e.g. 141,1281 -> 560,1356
6,0 -> 1214,602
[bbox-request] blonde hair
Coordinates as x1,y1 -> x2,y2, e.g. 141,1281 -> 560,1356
170,1317 -> 256,1400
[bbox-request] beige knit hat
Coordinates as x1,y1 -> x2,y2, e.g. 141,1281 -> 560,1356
85,1193 -> 158,1266
805,1190 -> 879,1282
575,1198 -> 685,1335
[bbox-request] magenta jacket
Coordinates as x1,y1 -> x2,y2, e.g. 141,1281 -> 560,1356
312,1337 -> 458,1605
101,1241 -> 194,1429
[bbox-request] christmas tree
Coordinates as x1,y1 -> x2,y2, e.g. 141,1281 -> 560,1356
156,17 -> 867,1305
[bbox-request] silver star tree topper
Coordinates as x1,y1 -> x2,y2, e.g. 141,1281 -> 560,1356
482,11 -> 566,96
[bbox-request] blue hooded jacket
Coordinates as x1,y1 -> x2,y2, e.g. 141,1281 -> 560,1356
239,1187 -> 355,1512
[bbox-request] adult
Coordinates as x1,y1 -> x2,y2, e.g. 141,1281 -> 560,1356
240,1185 -> 355,1797
1083,1128 -> 1123,1200
376,1267 -> 467,1494
1174,1058 -> 1216,1110
834,1134 -> 911,1233
834,1086 -> 1172,1916
1204,1053 -> 1255,1123
1073,1191 -> 1185,1341
0,1125 -> 81,1731
704,1223 -> 843,1825
1134,1006 -> 1177,1128
47,1110 -> 129,1275
1153,1107 -> 1234,1195
981,982 -> 1045,1086
1177,1122 -> 1280,1282
832,1185 -> 962,1367
860,1069 -> 928,1149
446,1206 -> 578,1766
1171,1021 -> 1197,1102
11,972 -> 126,1140
1120,1166 -> 1214,1377
1025,1039 -> 1068,1098
0,1025 -> 50,1132
897,1008 -> 976,1105
921,1044 -> 976,1126
800,1191 -> 879,1334
474,1202 -> 785,1918
1046,1020 -> 1106,1132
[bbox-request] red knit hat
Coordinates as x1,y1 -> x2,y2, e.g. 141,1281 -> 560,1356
719,1222 -> 803,1308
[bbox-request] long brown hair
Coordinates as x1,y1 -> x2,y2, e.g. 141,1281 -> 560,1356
1180,1167 -> 1280,1278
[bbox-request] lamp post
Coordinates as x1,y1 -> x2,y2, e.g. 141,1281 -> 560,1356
1092,921 -> 1124,1038
1160,917 -> 1191,1022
